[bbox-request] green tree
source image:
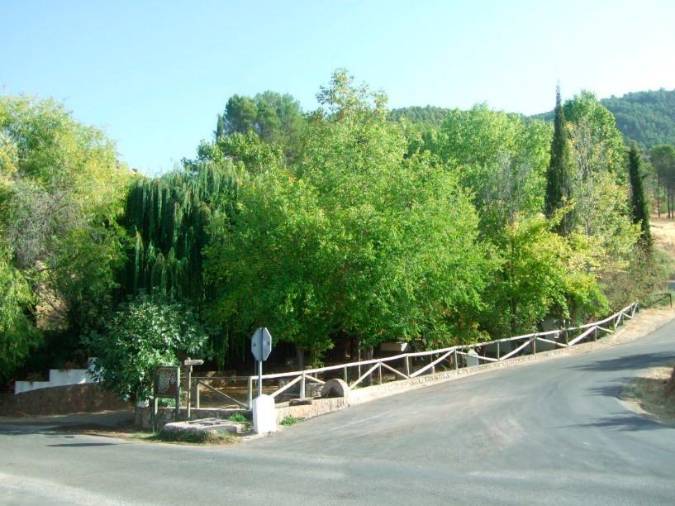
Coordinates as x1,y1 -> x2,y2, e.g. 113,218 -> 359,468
86,296 -> 208,401
0,96 -> 130,370
545,87 -> 575,235
435,105 -> 551,234
205,71 -> 493,363
627,145 -> 652,247
0,249 -> 39,382
650,144 -> 675,218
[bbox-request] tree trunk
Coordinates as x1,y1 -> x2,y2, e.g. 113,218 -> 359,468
296,346 -> 305,370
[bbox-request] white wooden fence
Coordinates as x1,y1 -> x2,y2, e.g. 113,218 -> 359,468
241,302 -> 638,408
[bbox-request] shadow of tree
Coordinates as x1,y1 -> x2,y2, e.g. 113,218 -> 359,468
47,442 -> 119,447
570,352 -> 675,372
574,414 -> 668,432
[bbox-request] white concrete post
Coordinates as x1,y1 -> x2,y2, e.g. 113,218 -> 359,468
252,394 -> 276,434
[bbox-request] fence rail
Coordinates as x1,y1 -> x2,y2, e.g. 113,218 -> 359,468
241,302 -> 638,409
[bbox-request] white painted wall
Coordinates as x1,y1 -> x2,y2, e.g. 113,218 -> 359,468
14,369 -> 96,395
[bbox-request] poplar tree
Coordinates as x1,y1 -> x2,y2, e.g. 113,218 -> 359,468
627,145 -> 652,248
545,86 -> 574,235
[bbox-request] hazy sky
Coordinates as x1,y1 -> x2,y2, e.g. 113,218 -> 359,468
3,0 -> 675,174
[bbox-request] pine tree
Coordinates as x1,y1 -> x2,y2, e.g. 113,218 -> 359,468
215,114 -> 225,140
545,86 -> 575,235
628,145 -> 652,248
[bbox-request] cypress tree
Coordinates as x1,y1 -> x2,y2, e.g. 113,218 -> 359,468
628,145 -> 652,248
545,86 -> 575,235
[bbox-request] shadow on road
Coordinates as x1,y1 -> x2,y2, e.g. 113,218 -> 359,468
570,352 -> 675,372
575,414 -> 667,432
47,442 -> 119,447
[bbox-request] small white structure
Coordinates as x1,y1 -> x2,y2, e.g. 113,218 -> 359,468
252,394 -> 277,434
465,349 -> 480,368
14,368 -> 96,395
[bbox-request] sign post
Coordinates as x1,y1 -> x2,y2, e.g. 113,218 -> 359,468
250,327 -> 275,433
250,327 -> 272,396
183,358 -> 204,420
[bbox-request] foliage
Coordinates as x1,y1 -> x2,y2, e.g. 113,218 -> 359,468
602,88 -> 675,148
435,105 -> 551,233
86,296 -> 208,401
481,215 -> 607,336
0,249 -> 40,382
205,71 -> 493,362
545,87 -> 575,235
650,144 -> 675,218
121,162 -> 239,303
280,415 -> 301,426
0,96 -> 130,375
217,91 -> 306,160
390,106 -> 451,128
227,412 -> 249,423
536,88 -> 675,149
627,145 -> 652,247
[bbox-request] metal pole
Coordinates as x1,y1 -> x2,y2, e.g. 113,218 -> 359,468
257,360 -> 263,397
300,371 -> 306,399
247,376 -> 253,409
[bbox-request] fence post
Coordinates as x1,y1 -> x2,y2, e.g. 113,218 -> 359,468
454,349 -> 458,370
300,371 -> 306,399
378,363 -> 383,384
593,326 -> 598,341
343,366 -> 348,383
497,341 -> 500,360
532,337 -> 536,355
195,381 -> 200,409
405,356 -> 410,377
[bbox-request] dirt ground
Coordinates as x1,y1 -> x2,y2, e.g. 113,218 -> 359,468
651,217 -> 675,264
622,365 -> 675,425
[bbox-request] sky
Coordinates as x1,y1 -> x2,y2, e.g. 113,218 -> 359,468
2,0 -> 675,174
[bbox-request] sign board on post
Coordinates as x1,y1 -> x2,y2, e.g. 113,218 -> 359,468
251,327 -> 272,362
153,366 -> 181,429
251,327 -> 273,398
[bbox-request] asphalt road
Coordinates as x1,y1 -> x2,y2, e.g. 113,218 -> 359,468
2,318 -> 675,505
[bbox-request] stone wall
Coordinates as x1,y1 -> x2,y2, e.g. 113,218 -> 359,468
1,383 -> 129,416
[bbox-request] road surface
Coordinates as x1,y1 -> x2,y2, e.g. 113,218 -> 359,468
2,317 -> 675,505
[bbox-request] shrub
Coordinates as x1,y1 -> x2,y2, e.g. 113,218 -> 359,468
86,296 -> 207,401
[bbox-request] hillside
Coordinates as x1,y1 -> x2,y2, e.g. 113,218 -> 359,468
602,89 -> 675,148
392,88 -> 675,148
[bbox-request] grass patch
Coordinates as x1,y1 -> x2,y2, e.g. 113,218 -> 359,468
227,412 -> 249,423
280,415 -> 302,427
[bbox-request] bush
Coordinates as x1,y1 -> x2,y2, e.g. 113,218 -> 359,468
86,296 -> 207,401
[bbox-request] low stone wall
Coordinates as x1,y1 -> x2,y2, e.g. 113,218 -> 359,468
0,383 -> 129,416
275,397 -> 348,423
